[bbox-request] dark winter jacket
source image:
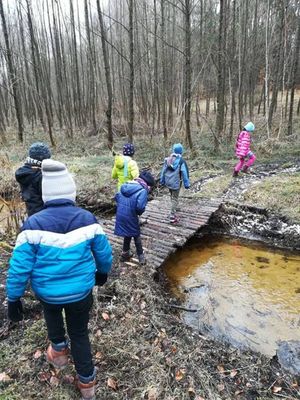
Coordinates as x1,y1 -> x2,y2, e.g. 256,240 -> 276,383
114,181 -> 148,237
15,164 -> 44,216
7,199 -> 113,304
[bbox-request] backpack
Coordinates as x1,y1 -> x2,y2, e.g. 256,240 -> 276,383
164,158 -> 184,190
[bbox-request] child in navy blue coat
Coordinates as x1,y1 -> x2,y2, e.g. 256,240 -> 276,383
114,171 -> 155,265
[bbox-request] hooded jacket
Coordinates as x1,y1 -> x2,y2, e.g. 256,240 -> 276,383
15,164 -> 44,216
160,154 -> 190,190
7,199 -> 113,304
114,181 -> 148,237
235,130 -> 252,158
112,154 -> 139,190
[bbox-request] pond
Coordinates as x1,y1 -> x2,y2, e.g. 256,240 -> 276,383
164,235 -> 300,356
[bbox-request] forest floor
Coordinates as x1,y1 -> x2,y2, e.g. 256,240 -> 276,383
0,128 -> 300,399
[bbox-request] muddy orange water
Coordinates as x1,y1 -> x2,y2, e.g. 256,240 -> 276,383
164,235 -> 300,356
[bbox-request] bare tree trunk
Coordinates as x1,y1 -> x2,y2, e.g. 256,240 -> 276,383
215,0 -> 226,150
96,0 -> 113,147
161,0 -> 167,140
184,0 -> 193,149
128,0 -> 134,142
0,0 -> 24,142
287,20 -> 300,135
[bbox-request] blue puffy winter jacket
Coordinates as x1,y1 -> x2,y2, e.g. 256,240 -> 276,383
7,199 -> 113,304
114,181 -> 148,237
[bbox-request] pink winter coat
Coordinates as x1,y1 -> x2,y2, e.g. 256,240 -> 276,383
235,130 -> 251,158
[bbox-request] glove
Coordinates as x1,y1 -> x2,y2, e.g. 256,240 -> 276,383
8,300 -> 23,322
95,272 -> 108,286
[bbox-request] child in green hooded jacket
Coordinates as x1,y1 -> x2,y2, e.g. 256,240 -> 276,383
112,143 -> 139,190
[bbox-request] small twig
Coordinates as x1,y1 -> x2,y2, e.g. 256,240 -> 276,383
168,304 -> 198,312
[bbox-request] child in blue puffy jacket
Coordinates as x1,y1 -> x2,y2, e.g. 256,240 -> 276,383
7,159 -> 113,400
160,143 -> 190,223
114,171 -> 155,265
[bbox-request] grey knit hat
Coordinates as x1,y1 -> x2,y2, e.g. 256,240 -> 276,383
29,142 -> 51,161
42,159 -> 76,203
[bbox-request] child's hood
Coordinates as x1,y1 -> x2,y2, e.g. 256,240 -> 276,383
120,181 -> 144,197
114,154 -> 131,169
166,154 -> 182,170
15,164 -> 40,185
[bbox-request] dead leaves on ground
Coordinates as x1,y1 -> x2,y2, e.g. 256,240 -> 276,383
107,377 -> 118,390
0,372 -> 12,382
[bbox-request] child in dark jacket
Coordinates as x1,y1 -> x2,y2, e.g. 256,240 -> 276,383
160,143 -> 190,223
114,171 -> 155,265
7,159 -> 113,400
15,142 -> 51,216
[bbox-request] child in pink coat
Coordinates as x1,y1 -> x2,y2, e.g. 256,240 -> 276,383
233,122 -> 256,177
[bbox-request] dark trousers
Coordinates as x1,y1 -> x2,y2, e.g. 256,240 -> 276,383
123,236 -> 143,255
41,292 -> 94,377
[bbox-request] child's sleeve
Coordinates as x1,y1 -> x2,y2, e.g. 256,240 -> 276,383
181,161 -> 190,189
91,226 -> 113,274
136,189 -> 148,215
6,230 -> 36,301
111,163 -> 118,179
129,159 -> 139,180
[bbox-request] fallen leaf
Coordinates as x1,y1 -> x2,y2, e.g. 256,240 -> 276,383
102,312 -> 110,321
217,365 -> 225,374
95,351 -> 103,359
50,376 -> 59,387
171,345 -> 177,353
148,387 -> 158,400
95,329 -> 102,337
38,371 -> 51,382
140,301 -> 146,310
107,377 -> 118,390
230,369 -> 238,378
0,372 -> 12,382
63,374 -> 74,384
217,383 -> 225,392
34,350 -> 42,359
272,386 -> 282,393
234,389 -> 243,396
195,396 -> 205,400
175,368 -> 186,381
188,386 -> 196,396
246,382 -> 252,388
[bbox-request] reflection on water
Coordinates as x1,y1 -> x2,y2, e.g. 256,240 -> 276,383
164,235 -> 300,356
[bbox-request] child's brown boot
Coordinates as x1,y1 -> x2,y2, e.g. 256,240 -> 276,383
46,344 -> 69,369
77,378 -> 96,400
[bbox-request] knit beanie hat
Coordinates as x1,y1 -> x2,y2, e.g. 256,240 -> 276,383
42,159 -> 76,203
123,143 -> 135,156
139,171 -> 155,188
244,122 -> 255,132
173,143 -> 183,154
29,142 -> 51,161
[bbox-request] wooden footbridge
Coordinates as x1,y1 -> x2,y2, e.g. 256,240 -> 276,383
103,196 -> 221,268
